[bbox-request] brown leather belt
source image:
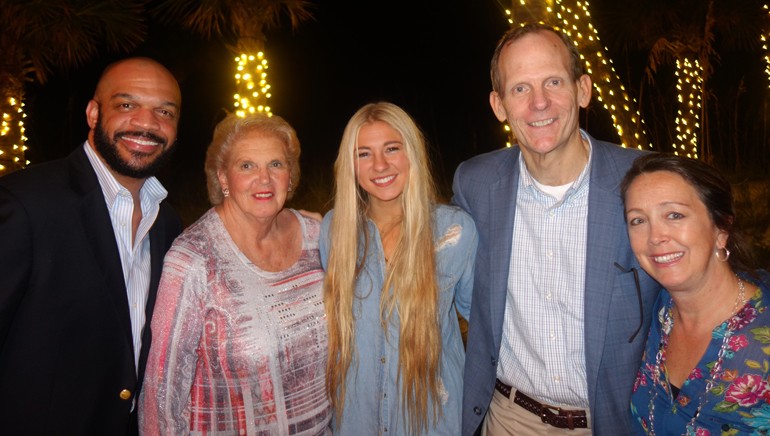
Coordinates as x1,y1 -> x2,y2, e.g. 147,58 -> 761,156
495,379 -> 588,430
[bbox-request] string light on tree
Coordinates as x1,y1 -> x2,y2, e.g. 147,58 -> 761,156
762,4 -> 770,88
552,0 -> 651,150
233,52 -> 272,118
674,58 -> 702,159
0,96 -> 29,175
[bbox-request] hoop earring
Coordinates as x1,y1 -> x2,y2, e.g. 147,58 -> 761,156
715,247 -> 731,262
222,188 -> 230,198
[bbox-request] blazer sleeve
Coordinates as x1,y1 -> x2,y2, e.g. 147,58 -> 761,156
139,243 -> 206,435
451,161 -> 471,214
0,186 -> 32,348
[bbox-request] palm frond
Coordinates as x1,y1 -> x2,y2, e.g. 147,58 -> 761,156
1,0 -> 147,83
643,38 -> 684,83
151,0 -> 315,44
253,0 -> 315,30
712,0 -> 769,51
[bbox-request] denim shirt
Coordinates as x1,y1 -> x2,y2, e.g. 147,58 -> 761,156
320,204 -> 478,435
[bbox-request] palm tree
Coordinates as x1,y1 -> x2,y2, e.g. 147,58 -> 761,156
151,0 -> 314,118
596,0 -> 768,167
0,0 -> 148,175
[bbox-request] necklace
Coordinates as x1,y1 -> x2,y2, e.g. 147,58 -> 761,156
731,279 -> 747,316
376,218 -> 402,265
646,278 -> 746,436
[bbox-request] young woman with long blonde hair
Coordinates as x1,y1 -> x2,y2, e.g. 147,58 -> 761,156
320,102 -> 478,435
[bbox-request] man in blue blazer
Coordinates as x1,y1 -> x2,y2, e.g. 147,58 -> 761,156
0,57 -> 182,435
454,24 -> 660,434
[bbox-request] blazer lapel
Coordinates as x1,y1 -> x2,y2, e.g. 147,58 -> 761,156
582,141 -> 628,402
69,148 -> 135,363
488,149 -> 521,349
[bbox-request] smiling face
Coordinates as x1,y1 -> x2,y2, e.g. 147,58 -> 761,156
355,121 -> 410,211
218,131 -> 291,222
625,170 -> 729,293
86,58 -> 181,180
490,30 -> 591,162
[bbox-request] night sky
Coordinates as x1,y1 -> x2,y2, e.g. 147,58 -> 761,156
22,1 -> 552,224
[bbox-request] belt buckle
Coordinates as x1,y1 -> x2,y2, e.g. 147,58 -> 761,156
539,409 -> 549,424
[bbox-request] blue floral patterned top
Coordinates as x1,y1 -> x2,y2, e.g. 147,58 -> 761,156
630,271 -> 770,435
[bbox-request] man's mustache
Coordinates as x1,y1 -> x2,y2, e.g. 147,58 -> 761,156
114,131 -> 167,147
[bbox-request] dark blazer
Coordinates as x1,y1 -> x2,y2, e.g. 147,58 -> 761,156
453,135 -> 661,435
0,145 -> 181,435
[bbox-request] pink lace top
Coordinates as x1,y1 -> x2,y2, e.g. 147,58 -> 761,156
139,208 -> 330,435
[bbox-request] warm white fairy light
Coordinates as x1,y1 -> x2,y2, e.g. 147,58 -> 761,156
554,0 -> 651,149
233,52 -> 272,118
0,96 -> 28,174
674,58 -> 702,159
763,5 -> 770,88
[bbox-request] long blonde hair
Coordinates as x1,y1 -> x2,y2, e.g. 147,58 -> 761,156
325,102 -> 441,434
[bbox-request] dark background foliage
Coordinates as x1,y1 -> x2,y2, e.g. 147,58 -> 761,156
18,0 -> 770,264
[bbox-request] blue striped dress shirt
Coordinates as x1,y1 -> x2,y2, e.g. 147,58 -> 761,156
84,142 -> 167,374
497,136 -> 593,409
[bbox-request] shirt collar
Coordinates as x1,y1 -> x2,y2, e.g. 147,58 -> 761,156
518,129 -> 593,196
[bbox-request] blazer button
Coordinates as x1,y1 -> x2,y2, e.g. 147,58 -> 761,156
119,389 -> 132,400
474,406 -> 482,415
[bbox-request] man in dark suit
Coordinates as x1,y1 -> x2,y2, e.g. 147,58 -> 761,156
454,24 -> 661,434
0,57 -> 182,435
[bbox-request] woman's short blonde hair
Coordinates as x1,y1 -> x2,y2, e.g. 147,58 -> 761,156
204,112 -> 301,205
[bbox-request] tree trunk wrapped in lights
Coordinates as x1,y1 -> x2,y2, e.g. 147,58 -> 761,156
0,4 -> 30,175
151,1 -> 313,119
0,69 -> 27,175
232,38 -> 272,118
764,5 -> 770,88
674,58 -> 703,159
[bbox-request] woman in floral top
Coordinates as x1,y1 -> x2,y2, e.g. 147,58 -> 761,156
621,153 -> 770,435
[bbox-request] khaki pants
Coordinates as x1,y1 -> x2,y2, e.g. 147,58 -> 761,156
482,389 -> 592,436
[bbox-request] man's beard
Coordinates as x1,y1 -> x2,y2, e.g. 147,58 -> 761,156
93,116 -> 176,179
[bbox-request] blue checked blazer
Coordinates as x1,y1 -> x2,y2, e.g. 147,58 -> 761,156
453,134 -> 661,435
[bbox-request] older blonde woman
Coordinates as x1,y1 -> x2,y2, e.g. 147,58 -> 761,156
139,113 -> 330,435
321,102 -> 478,435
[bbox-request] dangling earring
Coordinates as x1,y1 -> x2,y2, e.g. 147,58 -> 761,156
715,246 -> 731,262
222,188 -> 230,198
288,181 -> 293,192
